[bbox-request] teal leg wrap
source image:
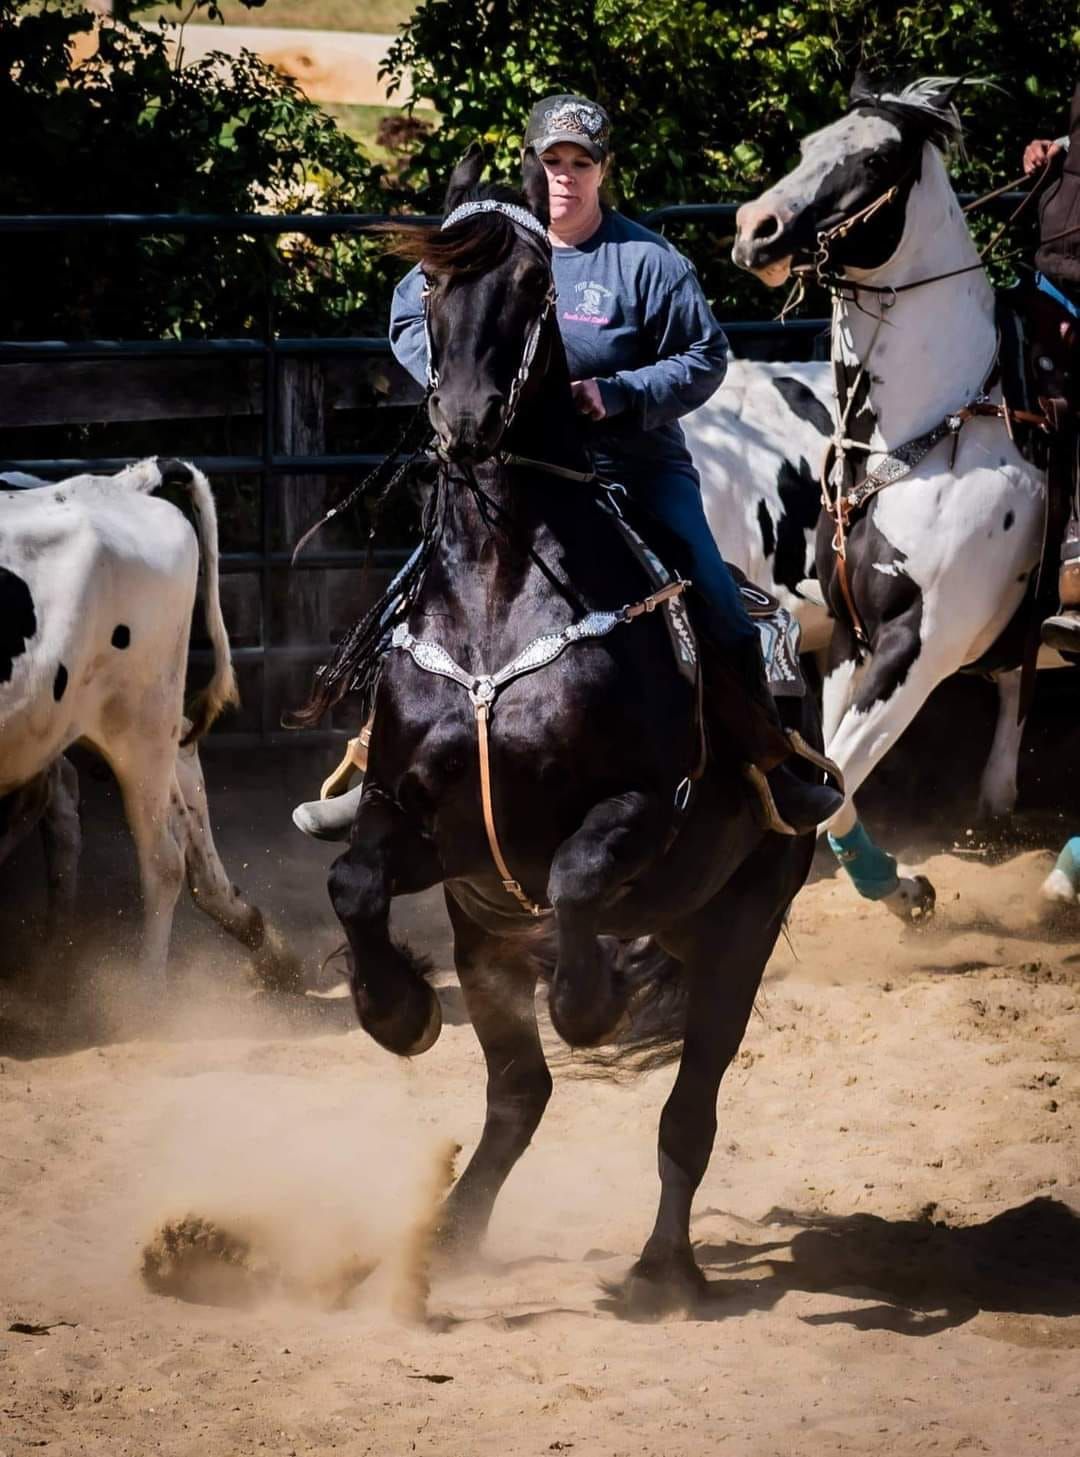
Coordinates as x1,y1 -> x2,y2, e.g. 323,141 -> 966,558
827,821 -> 900,900
1053,837 -> 1080,893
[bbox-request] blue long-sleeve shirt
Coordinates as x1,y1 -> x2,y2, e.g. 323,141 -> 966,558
389,208 -> 730,474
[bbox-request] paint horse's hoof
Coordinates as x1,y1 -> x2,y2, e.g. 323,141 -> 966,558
883,873 -> 936,924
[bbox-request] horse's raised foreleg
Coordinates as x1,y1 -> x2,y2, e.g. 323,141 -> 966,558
438,890 -> 552,1254
624,843 -> 803,1318
821,633 -> 969,919
547,791 -> 670,1047
328,789 -> 443,1056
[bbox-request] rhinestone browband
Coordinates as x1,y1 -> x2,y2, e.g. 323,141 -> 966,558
441,200 -> 548,241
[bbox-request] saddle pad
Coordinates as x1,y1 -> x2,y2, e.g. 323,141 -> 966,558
598,489 -> 806,698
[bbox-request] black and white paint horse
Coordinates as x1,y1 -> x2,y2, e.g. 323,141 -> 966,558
732,76 -> 1071,917
0,459 -> 300,990
684,360 -> 1027,822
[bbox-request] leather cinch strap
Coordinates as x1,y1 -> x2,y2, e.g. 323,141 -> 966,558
390,581 -> 693,918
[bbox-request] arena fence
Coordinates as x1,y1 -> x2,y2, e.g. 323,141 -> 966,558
0,199 -> 1020,746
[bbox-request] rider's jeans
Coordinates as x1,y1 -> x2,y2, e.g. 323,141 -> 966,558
619,463 -> 760,651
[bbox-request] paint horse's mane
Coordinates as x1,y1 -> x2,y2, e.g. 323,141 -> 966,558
856,76 -> 971,155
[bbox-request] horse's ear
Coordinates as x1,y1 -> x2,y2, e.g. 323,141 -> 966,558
444,143 -> 485,214
849,68 -> 877,106
521,147 -> 550,228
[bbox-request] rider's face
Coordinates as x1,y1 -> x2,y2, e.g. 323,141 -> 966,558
539,143 -> 605,225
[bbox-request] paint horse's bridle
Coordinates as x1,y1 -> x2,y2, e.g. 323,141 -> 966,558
422,200 -> 558,452
799,164 -> 1052,647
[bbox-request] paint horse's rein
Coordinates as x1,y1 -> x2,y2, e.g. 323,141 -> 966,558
805,166 -> 1055,646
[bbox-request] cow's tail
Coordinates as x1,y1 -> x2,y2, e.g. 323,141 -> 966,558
152,458 -> 239,745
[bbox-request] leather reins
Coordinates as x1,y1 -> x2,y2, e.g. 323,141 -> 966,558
806,160 -> 1056,645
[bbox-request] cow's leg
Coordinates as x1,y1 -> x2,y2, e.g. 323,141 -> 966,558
0,773 -> 51,872
40,756 -> 81,956
821,634 -> 969,919
977,668 -> 1023,820
171,739 -> 302,991
328,789 -> 443,1056
438,891 -> 552,1254
625,840 -> 806,1317
106,739 -> 185,989
547,791 -> 671,1048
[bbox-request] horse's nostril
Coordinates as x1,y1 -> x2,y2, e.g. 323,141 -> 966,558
751,214 -> 783,244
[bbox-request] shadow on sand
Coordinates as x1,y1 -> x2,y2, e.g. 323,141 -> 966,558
682,1198 -> 1080,1334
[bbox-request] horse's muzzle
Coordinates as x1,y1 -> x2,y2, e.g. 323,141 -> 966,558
429,392 -> 504,464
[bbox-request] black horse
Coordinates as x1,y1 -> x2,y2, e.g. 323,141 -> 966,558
304,147 -> 822,1312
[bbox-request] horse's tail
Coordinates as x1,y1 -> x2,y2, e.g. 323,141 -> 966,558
150,458 -> 239,745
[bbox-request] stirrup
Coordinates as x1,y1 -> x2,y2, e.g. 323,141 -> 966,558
320,725 -> 372,801
743,763 -> 798,837
784,729 -> 846,795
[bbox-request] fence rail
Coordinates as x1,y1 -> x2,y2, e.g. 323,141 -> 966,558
0,196 -> 1026,746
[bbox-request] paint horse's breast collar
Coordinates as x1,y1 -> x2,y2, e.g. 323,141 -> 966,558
389,583 -> 689,919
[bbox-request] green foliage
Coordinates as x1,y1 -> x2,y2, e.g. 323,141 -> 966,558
140,0 -> 417,32
0,0 -> 398,337
382,0 -> 1080,316
3,0 -> 1078,340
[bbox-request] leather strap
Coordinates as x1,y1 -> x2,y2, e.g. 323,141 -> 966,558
475,702 -> 546,917
391,579 -> 695,917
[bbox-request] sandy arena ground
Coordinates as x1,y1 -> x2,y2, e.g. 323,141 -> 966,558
2,744 -> 1080,1455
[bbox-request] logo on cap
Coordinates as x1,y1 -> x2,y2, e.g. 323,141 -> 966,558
543,102 -> 607,143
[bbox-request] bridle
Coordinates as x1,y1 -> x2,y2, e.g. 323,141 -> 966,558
422,199 -> 558,451
784,152 -> 1054,647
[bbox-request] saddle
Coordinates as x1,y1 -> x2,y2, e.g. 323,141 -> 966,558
598,489 -> 806,699
970,285 -> 1080,693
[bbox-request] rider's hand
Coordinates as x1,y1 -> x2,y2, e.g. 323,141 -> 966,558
1023,138 -> 1063,175
570,379 -> 607,420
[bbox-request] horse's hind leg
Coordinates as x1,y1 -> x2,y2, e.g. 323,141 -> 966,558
328,789 -> 443,1056
438,890 -> 552,1254
547,791 -> 670,1047
626,840 -> 809,1317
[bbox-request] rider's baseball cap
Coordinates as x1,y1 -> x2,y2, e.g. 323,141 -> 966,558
523,94 -> 612,163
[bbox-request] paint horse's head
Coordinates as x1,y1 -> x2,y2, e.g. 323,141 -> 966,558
733,76 -> 966,286
396,145 -> 556,463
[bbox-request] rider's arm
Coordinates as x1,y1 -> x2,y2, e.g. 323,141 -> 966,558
388,265 -> 429,388
593,269 -> 730,428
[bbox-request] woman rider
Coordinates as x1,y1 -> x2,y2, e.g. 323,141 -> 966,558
293,93 -> 842,840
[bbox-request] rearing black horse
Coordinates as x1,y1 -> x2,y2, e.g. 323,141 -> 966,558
306,147 -> 822,1312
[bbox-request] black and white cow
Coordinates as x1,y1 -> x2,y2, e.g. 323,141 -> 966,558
0,459 -> 299,990
683,357 -> 1026,822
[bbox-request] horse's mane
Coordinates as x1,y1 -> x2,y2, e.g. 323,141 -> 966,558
382,181 -> 532,276
858,76 -> 972,155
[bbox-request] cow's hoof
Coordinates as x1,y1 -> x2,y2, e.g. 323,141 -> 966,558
884,873 -> 936,925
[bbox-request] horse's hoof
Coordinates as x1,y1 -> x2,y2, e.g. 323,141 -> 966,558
1041,867 -> 1078,908
548,982 -> 625,1049
884,873 -> 936,925
356,980 -> 442,1057
613,1253 -> 707,1322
